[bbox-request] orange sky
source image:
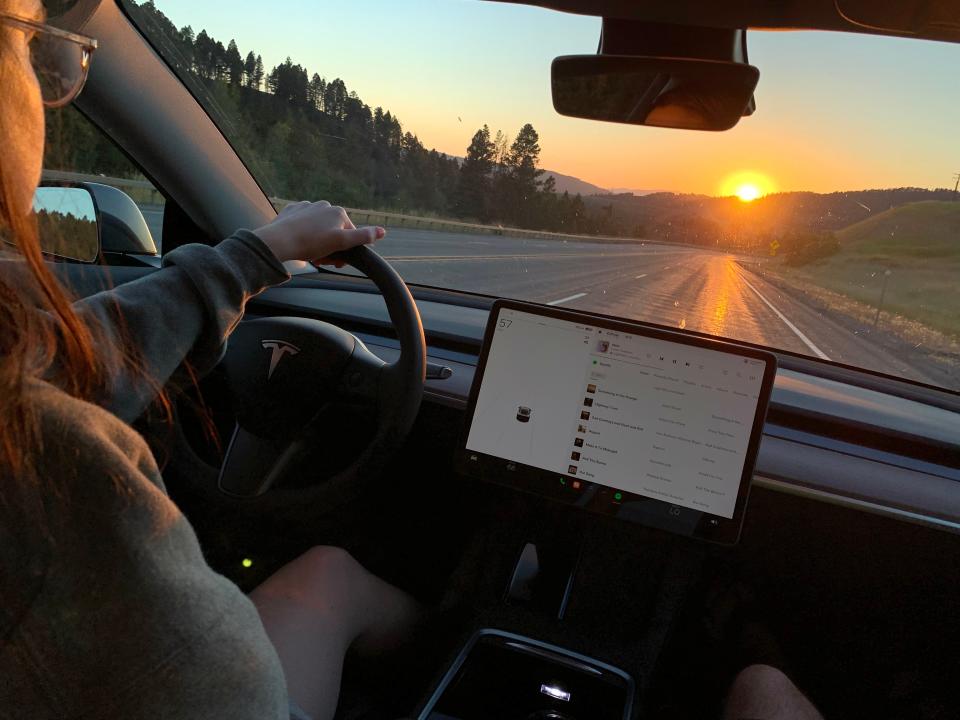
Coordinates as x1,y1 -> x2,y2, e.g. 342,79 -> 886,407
157,0 -> 960,195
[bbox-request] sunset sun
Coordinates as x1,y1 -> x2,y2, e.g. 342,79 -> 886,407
719,171 -> 776,202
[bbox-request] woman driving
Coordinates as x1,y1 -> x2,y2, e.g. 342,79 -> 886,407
0,1 -> 418,718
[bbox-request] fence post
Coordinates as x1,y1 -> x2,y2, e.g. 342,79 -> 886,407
873,269 -> 892,328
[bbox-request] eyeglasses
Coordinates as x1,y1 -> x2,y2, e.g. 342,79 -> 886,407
0,12 -> 97,108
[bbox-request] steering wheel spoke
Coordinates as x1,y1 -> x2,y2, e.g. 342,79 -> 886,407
335,337 -> 386,406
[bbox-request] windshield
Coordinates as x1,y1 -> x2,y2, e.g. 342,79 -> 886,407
119,0 -> 959,392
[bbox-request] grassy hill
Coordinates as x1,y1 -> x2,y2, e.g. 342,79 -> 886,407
837,201 -> 960,260
777,201 -> 960,336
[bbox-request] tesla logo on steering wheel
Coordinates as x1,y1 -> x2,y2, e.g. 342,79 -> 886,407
261,339 -> 301,380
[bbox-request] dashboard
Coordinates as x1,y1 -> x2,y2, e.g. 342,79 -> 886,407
249,279 -> 960,536
56,262 -> 960,536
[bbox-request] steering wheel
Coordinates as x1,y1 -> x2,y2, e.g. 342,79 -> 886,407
215,245 -> 426,511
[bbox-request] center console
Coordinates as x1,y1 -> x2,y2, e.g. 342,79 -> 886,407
413,521 -> 703,720
416,301 -> 774,717
417,630 -> 634,720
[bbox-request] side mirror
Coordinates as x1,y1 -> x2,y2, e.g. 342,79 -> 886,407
552,55 -> 760,132
35,181 -> 158,263
33,186 -> 100,262
84,182 -> 159,257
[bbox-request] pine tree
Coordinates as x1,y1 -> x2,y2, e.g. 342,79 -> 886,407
455,125 -> 496,221
254,54 -> 264,90
243,51 -> 256,88
193,29 -> 212,77
509,123 -> 543,189
212,40 -> 227,80
323,79 -> 348,120
492,129 -> 509,175
177,25 -> 195,67
308,73 -> 326,111
225,40 -> 243,86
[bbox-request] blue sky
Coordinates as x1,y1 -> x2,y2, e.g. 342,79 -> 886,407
148,0 -> 960,194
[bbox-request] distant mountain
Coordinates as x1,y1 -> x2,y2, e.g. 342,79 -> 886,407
542,176 -> 666,197
444,155 -> 609,197
608,187 -> 662,196
542,170 -> 608,196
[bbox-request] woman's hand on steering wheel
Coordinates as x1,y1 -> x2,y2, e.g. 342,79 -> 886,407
254,200 -> 386,268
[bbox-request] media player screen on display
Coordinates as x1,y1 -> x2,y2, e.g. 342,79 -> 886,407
459,301 -> 777,544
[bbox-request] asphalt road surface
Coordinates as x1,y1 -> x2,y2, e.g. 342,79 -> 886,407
375,229 -> 934,384
140,209 -> 937,384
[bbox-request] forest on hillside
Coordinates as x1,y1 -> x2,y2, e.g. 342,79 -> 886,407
45,1 -> 612,235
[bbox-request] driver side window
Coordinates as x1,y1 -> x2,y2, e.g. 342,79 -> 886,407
43,104 -> 165,256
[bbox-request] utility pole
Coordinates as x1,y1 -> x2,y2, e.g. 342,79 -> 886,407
953,172 -> 960,200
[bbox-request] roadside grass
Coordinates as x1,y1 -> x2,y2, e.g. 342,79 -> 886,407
771,201 -> 960,338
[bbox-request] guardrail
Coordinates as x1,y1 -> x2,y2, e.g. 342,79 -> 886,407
305,206 -> 643,245
43,169 -> 648,246
42,169 -> 166,208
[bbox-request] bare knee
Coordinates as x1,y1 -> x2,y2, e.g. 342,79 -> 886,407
298,545 -> 360,583
291,545 -> 372,603
724,665 -> 822,720
731,664 -> 794,698
252,545 -> 365,608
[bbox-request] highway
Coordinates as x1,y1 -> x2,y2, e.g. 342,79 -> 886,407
140,210 -> 936,384
376,229 -> 933,382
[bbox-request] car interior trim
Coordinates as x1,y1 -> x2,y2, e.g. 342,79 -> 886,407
753,475 -> 960,535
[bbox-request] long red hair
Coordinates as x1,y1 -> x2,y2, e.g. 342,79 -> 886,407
0,173 -> 104,475
0,1 -> 103,490
0,4 -> 215,496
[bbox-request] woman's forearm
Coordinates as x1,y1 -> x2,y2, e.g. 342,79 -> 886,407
74,231 -> 289,422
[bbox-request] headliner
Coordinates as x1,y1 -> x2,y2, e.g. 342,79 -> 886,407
486,0 -> 960,43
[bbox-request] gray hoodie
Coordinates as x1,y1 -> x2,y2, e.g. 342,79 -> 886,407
0,231 -> 311,719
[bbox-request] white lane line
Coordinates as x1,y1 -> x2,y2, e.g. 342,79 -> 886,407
739,275 -> 831,360
547,292 -> 588,306
635,274 -> 647,279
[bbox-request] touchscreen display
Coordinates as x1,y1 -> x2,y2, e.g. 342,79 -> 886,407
461,302 -> 775,542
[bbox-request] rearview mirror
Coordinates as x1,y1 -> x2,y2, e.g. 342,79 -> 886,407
552,55 -> 760,132
33,186 -> 100,262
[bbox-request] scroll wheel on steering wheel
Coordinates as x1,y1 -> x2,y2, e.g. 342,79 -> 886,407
426,362 -> 453,380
